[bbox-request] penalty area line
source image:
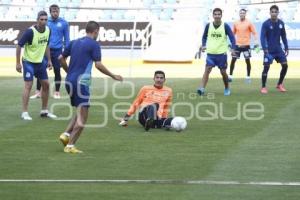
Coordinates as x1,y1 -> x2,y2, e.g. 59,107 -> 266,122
0,179 -> 300,186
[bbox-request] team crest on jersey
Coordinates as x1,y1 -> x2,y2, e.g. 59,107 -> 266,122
279,24 -> 283,29
270,25 -> 273,29
57,22 -> 62,27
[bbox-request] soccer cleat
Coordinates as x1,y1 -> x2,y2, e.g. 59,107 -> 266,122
40,111 -> 57,119
30,91 -> 41,99
228,75 -> 233,82
197,88 -> 205,96
144,118 -> 154,131
59,133 -> 69,147
276,84 -> 287,92
64,146 -> 83,154
21,112 -> 32,120
245,76 -> 251,84
260,87 -> 268,94
53,92 -> 61,99
224,88 -> 231,96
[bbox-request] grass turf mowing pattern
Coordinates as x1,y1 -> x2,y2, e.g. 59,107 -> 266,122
0,77 -> 300,199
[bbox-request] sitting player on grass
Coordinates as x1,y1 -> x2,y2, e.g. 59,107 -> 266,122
119,71 -> 174,131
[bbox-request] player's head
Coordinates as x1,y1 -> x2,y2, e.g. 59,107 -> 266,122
49,4 -> 60,20
153,70 -> 166,88
270,5 -> 279,20
86,21 -> 100,40
212,8 -> 222,22
37,11 -> 48,27
239,8 -> 247,20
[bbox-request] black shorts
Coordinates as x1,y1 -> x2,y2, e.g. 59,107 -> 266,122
233,45 -> 251,59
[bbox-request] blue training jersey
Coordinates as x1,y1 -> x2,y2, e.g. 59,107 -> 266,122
260,19 -> 288,53
63,36 -> 101,85
48,17 -> 70,49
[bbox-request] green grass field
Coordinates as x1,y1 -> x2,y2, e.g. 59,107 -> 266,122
1,77 -> 300,200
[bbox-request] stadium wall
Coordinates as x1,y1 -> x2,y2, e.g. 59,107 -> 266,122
0,21 -> 151,48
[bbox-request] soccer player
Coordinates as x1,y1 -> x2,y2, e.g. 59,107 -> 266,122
119,71 -> 173,131
16,11 -> 57,120
58,21 -> 123,153
229,8 -> 259,83
260,5 -> 289,94
31,4 -> 70,99
197,8 -> 236,96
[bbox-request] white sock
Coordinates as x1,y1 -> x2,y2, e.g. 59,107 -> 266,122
66,144 -> 74,148
40,109 -> 48,114
64,132 -> 70,137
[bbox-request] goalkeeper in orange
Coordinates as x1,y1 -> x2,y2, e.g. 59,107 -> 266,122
229,8 -> 259,83
119,71 -> 173,131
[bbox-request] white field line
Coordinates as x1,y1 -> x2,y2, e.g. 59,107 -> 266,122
0,179 -> 300,186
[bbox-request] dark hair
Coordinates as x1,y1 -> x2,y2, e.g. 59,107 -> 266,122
240,8 -> 247,12
270,5 -> 279,11
213,8 -> 222,15
37,10 -> 47,20
154,70 -> 165,78
86,21 -> 100,33
49,4 -> 60,12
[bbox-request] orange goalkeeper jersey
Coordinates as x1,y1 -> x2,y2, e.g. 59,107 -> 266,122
233,19 -> 258,46
127,85 -> 172,118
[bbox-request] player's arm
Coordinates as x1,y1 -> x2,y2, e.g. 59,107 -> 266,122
260,22 -> 268,54
58,41 -> 72,73
225,23 -> 236,55
201,23 -> 209,51
16,45 -> 22,73
119,88 -> 145,126
281,22 -> 289,56
93,43 -> 123,81
45,46 -> 53,69
63,21 -> 70,48
161,89 -> 173,118
16,28 -> 33,73
94,61 -> 122,81
250,22 -> 259,45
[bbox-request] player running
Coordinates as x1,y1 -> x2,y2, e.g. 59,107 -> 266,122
229,8 -> 259,83
260,5 -> 289,94
58,21 -> 123,153
119,71 -> 174,132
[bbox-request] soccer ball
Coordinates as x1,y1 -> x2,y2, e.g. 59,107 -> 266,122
171,117 -> 187,132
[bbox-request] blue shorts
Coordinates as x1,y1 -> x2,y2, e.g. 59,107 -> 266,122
50,48 -> 62,70
263,51 -> 287,65
22,59 -> 48,81
206,54 -> 228,69
65,81 -> 90,107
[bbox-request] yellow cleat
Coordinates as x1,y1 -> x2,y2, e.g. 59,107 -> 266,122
64,146 -> 83,154
59,133 -> 69,147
